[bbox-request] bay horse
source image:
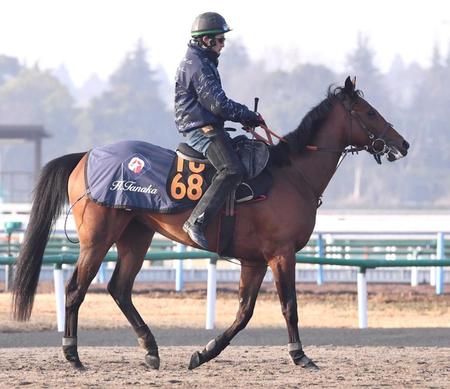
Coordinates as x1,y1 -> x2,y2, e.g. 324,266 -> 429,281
12,77 -> 409,371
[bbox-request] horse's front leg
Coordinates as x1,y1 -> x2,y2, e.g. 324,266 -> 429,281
269,251 -> 319,370
188,263 -> 267,369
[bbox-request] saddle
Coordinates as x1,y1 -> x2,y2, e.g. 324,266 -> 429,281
174,136 -> 272,256
175,135 -> 270,202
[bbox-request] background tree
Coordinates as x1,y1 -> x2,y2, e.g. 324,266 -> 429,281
402,44 -> 450,206
0,66 -> 77,162
77,40 -> 176,149
0,55 -> 21,85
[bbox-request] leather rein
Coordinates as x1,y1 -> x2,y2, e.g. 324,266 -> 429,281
246,97 -> 394,206
247,97 -> 393,163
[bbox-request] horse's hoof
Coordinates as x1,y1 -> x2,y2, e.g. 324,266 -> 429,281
145,353 -> 160,370
295,355 -> 320,371
188,351 -> 203,370
303,359 -> 320,371
70,360 -> 85,370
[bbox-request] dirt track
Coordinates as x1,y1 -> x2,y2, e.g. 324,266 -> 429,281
1,345 -> 449,388
1,283 -> 449,387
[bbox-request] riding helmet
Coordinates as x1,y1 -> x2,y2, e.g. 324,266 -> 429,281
191,12 -> 231,37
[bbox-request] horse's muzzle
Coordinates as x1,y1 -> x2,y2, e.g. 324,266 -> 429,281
387,140 -> 409,162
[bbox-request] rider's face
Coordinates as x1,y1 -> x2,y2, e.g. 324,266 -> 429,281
210,34 -> 225,54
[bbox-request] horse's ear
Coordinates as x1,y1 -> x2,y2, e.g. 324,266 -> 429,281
344,76 -> 355,95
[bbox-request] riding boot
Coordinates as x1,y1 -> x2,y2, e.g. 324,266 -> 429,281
183,130 -> 245,249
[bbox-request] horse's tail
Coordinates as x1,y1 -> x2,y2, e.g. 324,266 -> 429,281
12,152 -> 85,321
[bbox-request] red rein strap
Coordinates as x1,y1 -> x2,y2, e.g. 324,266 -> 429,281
244,123 -> 287,146
244,126 -> 343,153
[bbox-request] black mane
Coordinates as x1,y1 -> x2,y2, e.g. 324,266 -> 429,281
269,86 -> 359,166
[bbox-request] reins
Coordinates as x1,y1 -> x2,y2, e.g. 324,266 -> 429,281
244,123 -> 287,146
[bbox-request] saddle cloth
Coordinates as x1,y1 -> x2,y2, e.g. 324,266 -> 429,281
85,140 -> 272,213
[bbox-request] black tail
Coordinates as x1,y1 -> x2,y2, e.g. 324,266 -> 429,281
12,152 -> 85,321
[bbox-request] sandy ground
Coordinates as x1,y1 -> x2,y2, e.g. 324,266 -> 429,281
1,283 -> 449,388
0,346 -> 449,388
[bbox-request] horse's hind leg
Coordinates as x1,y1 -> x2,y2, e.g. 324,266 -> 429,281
63,207 -> 132,369
188,263 -> 267,369
63,242 -> 114,369
107,221 -> 159,369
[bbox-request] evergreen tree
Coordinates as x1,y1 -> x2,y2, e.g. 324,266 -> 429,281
346,33 -> 389,113
77,40 -> 176,149
403,43 -> 450,206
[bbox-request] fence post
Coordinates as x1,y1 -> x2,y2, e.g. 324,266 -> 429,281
410,249 -> 419,287
357,267 -> 368,329
93,263 -> 106,284
430,257 -> 436,287
205,257 -> 217,330
316,233 -> 324,285
5,230 -> 12,291
53,264 -> 65,332
436,233 -> 445,295
175,243 -> 185,292
4,221 -> 22,292
92,243 -> 106,284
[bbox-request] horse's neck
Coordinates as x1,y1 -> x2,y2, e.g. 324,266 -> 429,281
290,108 -> 347,200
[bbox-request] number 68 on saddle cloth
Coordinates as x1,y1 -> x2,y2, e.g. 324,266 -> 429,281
167,153 -> 272,207
168,157 -> 211,202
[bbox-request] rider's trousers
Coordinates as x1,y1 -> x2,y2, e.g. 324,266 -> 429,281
185,129 -> 245,229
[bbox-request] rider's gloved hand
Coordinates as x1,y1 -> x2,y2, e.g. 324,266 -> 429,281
243,112 -> 266,128
255,113 -> 266,127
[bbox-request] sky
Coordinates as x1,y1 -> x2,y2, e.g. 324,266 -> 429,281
1,0 -> 450,87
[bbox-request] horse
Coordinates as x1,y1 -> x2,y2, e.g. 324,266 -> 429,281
12,77 -> 409,371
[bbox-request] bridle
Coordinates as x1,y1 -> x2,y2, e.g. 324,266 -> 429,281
303,98 -> 393,170
296,95 -> 396,206
246,94 -> 397,206
341,97 -> 393,164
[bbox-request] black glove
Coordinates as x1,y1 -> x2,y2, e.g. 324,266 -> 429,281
243,112 -> 265,128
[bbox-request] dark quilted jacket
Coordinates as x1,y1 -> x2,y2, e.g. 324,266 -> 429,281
174,43 -> 259,132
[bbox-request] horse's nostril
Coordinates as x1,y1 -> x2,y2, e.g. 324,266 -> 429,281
403,141 -> 410,150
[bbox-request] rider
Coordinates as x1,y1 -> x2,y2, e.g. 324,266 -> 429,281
175,12 -> 265,249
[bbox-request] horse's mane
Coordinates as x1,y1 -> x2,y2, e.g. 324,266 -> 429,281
269,85 -> 361,166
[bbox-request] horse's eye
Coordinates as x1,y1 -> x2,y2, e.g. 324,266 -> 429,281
367,110 -> 376,117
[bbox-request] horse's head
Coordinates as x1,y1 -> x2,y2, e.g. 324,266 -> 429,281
338,76 -> 409,164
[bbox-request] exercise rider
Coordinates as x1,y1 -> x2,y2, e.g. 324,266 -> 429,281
174,12 -> 265,249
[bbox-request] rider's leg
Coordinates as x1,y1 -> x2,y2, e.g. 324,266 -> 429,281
183,129 -> 245,249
